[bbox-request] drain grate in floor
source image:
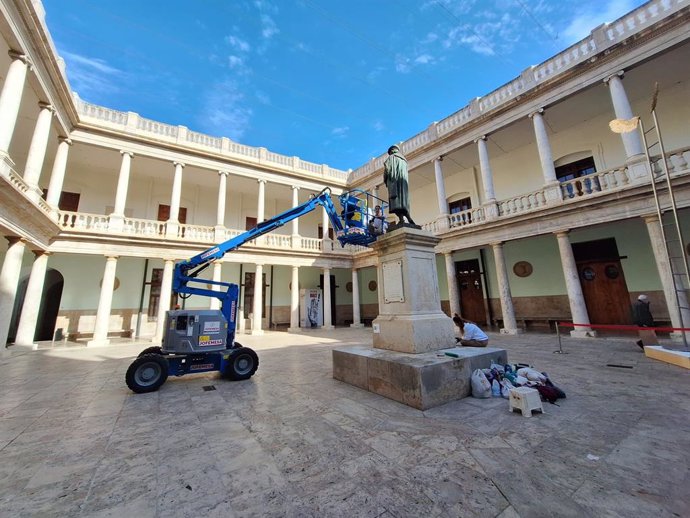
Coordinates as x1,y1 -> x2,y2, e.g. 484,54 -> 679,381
202,385 -> 217,391
606,364 -> 633,369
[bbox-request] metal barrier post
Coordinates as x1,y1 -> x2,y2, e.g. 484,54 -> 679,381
553,321 -> 568,354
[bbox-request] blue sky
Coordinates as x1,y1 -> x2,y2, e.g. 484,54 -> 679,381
43,0 -> 645,170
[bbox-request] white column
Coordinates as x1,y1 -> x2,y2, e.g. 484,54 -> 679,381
529,109 -> 558,185
165,162 -> 184,238
475,136 -> 496,202
433,157 -> 448,215
257,179 -> 266,223
45,137 -> 72,210
169,162 -> 184,222
644,216 -> 690,338
88,256 -> 118,347
109,151 -> 134,231
22,102 -> 55,201
555,231 -> 594,337
444,253 -> 460,316
350,268 -> 363,328
323,267 -> 334,330
0,238 -> 26,353
0,51 -> 31,157
153,259 -> 174,343
210,262 -> 222,310
605,72 -> 644,159
216,171 -> 228,226
14,251 -> 50,348
289,266 -> 300,332
491,242 -> 521,334
112,151 -> 133,216
251,264 -> 264,335
321,207 -> 331,251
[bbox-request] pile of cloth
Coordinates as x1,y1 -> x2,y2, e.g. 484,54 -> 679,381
471,363 -> 566,403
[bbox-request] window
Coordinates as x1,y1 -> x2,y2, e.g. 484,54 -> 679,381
555,157 -> 599,197
318,225 -> 334,240
448,197 -> 472,214
148,268 -> 163,319
157,204 -> 187,223
243,272 -> 266,319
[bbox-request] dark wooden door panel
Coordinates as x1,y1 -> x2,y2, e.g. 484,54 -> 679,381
578,260 -> 632,325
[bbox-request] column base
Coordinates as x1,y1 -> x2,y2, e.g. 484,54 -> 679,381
626,154 -> 650,184
287,327 -> 300,333
350,322 -> 364,328
570,329 -> 597,338
250,329 -> 264,336
500,327 -> 524,335
87,339 -> 111,347
322,325 -> 335,331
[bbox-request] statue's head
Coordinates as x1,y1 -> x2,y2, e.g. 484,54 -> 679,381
387,145 -> 400,155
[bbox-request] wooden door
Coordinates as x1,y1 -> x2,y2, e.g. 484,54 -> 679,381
157,204 -> 187,223
578,260 -> 632,325
456,260 -> 486,324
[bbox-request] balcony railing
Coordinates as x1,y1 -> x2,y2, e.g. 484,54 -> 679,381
46,146 -> 690,246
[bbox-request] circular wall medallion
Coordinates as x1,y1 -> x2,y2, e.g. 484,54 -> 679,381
346,281 -> 353,293
368,280 -> 377,291
581,267 -> 596,281
99,277 -> 120,291
513,261 -> 533,278
604,264 -> 619,279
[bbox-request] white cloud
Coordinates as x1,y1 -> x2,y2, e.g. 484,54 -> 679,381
331,126 -> 349,138
373,120 -> 385,132
199,80 -> 252,140
260,14 -> 279,39
61,51 -> 123,95
563,0 -> 638,43
414,54 -> 435,65
255,91 -> 271,105
225,35 -> 251,52
228,55 -> 244,68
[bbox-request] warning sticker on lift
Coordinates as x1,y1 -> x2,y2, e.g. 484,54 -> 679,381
198,335 -> 223,347
190,363 -> 215,370
203,321 -> 221,334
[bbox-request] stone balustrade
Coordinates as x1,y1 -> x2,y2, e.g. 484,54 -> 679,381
74,95 -> 348,184
498,190 -> 548,216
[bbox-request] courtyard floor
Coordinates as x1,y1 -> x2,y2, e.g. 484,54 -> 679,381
0,328 -> 688,518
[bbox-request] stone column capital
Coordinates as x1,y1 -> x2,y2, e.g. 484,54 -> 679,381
528,108 -> 545,119
642,214 -> 660,225
8,49 -> 32,68
554,230 -> 570,238
173,161 -> 185,168
218,170 -> 229,177
31,249 -> 51,257
291,185 -> 300,191
58,136 -> 73,145
5,236 -> 25,246
490,241 -> 505,248
38,102 -> 55,114
432,155 -> 443,164
603,70 -> 625,84
257,178 -> 267,185
105,255 -> 119,261
120,150 -> 134,157
474,135 -> 487,143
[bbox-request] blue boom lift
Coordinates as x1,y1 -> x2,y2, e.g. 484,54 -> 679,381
126,188 -> 386,393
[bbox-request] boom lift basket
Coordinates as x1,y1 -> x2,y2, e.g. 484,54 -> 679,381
336,189 -> 388,246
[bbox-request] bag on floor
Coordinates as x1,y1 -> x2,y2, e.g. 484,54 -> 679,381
471,369 -> 492,398
517,367 -> 547,382
537,384 -> 560,404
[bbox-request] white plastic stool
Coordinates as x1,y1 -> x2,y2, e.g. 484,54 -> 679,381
509,387 -> 544,417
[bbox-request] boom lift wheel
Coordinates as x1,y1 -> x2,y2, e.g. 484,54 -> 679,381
126,354 -> 169,393
225,347 -> 259,380
137,346 -> 163,357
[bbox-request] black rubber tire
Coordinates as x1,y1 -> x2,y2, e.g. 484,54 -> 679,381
126,354 -> 169,393
225,347 -> 259,381
137,346 -> 163,357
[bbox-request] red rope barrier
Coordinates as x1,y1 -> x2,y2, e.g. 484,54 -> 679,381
557,322 -> 690,333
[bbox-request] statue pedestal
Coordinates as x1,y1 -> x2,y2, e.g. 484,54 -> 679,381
371,227 -> 455,353
332,226 -> 508,409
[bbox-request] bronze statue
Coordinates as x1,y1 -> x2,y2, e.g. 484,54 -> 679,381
383,145 -> 416,226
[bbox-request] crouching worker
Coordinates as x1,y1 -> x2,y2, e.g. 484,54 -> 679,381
453,314 -> 489,347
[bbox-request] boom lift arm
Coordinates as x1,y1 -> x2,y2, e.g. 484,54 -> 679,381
172,188 -> 351,334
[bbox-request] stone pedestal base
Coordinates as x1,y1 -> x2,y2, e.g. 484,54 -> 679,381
87,339 -> 110,347
333,345 -> 508,410
373,313 -> 455,353
570,329 -> 597,338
